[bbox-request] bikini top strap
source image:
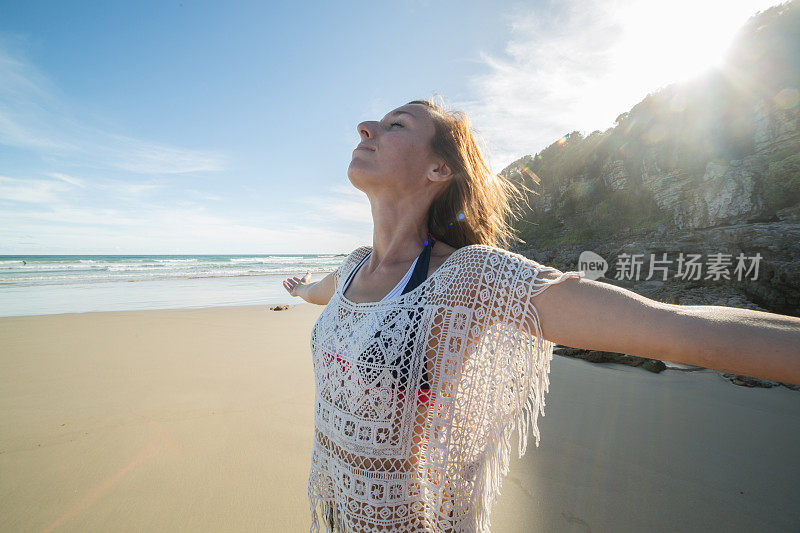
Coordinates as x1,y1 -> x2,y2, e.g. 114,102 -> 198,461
346,234 -> 436,296
342,251 -> 370,291
401,232 -> 436,295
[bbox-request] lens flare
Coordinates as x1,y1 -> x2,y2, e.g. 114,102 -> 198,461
521,166 -> 541,185
774,87 -> 799,110
669,92 -> 687,113
645,123 -> 667,144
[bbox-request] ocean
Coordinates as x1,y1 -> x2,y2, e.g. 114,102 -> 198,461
0,254 -> 346,317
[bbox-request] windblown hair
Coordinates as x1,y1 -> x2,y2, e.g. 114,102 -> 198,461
408,96 -> 533,250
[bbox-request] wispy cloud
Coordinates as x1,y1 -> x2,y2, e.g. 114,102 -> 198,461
299,181 -> 373,225
49,172 -> 86,188
0,201 -> 364,254
0,35 -> 241,253
457,0 -> 781,171
0,37 -> 226,175
95,180 -> 163,198
0,175 -> 74,204
0,172 -> 163,207
94,135 -> 227,174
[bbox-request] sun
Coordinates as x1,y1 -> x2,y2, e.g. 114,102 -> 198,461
614,0 -> 782,85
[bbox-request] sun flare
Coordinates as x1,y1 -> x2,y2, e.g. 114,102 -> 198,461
614,0 -> 781,85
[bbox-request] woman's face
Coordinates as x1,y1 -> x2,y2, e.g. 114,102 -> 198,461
347,103 -> 439,193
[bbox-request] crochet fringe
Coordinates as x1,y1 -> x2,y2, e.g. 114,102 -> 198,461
306,245 -> 582,533
309,495 -> 339,533
473,319 -> 552,532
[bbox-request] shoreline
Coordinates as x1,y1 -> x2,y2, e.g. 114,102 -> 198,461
0,301 -> 313,320
0,272 -> 315,318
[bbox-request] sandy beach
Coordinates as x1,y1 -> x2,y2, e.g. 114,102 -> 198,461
1,304 -> 798,532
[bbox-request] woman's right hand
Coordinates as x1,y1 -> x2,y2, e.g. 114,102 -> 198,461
284,272 -> 312,298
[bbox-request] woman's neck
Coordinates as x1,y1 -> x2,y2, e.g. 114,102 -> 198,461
368,203 -> 431,271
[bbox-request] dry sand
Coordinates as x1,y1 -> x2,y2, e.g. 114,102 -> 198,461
1,304 -> 798,532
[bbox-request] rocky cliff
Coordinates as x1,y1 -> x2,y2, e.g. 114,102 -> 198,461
501,2 -> 800,387
505,2 -> 800,318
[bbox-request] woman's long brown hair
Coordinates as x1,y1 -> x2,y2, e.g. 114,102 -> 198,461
408,96 -> 533,250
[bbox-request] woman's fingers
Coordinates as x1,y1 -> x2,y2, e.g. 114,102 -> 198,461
282,274 -> 310,296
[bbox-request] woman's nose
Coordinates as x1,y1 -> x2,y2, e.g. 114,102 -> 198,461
357,121 -> 377,139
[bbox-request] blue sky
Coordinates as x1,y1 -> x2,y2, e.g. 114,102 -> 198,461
0,0 -> 780,254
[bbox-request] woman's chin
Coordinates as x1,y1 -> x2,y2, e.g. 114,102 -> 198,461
347,161 -> 373,180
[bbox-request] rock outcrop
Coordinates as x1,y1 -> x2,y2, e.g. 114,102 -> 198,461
500,3 -> 800,387
754,97 -> 800,155
640,155 -> 768,230
601,159 -> 629,191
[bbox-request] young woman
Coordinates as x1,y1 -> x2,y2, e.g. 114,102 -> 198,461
284,98 -> 800,532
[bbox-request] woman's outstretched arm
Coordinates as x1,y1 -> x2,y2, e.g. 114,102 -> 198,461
529,273 -> 800,385
283,270 -> 337,305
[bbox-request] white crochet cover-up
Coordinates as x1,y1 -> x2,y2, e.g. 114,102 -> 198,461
308,243 -> 585,532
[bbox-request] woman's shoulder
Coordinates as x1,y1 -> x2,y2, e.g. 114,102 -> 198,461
427,243 -> 525,281
344,242 -> 529,274
343,246 -> 372,269
334,246 -> 372,276
431,241 -> 459,263
442,244 -> 566,283
352,245 -> 373,256
441,243 -> 521,263
343,245 -> 372,260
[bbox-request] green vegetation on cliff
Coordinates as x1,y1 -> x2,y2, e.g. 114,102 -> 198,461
504,1 -> 800,248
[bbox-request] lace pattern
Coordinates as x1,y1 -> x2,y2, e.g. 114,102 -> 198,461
308,244 -> 585,532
